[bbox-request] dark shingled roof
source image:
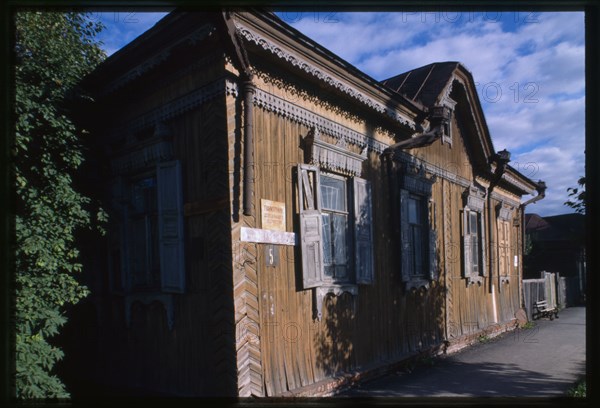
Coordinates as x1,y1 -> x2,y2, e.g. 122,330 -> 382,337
381,62 -> 460,107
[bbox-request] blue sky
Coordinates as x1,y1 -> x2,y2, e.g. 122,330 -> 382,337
93,10 -> 585,217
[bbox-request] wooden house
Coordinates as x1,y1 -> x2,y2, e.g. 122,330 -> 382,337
68,10 -> 544,397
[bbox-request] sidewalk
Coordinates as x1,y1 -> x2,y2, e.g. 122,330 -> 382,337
338,306 -> 586,397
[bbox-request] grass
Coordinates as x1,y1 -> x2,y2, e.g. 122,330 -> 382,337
478,334 -> 491,343
567,378 -> 586,397
520,321 -> 536,330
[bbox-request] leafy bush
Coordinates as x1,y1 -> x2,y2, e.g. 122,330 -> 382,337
14,11 -> 105,398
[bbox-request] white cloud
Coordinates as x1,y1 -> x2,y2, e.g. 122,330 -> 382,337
96,10 -> 584,217
283,11 -> 584,216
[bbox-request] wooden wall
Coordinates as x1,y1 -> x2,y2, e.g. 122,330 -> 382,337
226,76 -> 525,396
227,91 -> 446,397
64,50 -> 240,396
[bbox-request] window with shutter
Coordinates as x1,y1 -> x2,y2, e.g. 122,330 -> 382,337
108,160 -> 185,295
297,163 -> 374,320
298,164 -> 325,289
400,189 -> 434,289
462,206 -> 485,285
157,160 -> 185,293
353,177 -> 374,285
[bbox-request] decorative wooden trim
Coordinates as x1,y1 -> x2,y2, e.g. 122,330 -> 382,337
501,172 -> 536,195
405,279 -> 430,291
129,79 -> 226,133
234,22 -> 415,129
490,192 -> 520,209
303,127 -> 367,176
110,140 -> 174,174
240,227 -> 297,246
315,285 -> 357,321
466,276 -> 484,286
463,185 -> 486,212
497,203 -> 514,221
249,84 -> 389,154
389,150 -> 471,189
125,293 -> 174,330
101,24 -> 215,96
184,197 -> 229,217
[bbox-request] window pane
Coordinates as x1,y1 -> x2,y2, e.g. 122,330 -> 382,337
332,214 -> 347,266
470,212 -> 478,235
408,197 -> 418,224
413,226 -> 423,275
320,175 -> 346,211
322,213 -> 332,267
471,235 -> 479,272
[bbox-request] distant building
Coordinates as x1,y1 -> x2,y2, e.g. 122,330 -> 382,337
525,213 -> 586,305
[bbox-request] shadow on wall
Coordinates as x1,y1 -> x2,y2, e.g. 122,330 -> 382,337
315,292 -> 356,378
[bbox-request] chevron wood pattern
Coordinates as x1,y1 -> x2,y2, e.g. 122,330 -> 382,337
228,93 -> 265,397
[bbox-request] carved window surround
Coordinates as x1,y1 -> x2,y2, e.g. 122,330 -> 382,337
463,185 -> 487,286
315,285 -> 358,321
303,127 -> 367,177
497,202 -> 515,286
125,293 -> 174,330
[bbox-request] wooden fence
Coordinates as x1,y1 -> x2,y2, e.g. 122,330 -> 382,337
522,271 -> 567,321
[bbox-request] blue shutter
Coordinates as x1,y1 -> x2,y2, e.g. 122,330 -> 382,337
400,189 -> 412,282
353,177 -> 374,284
298,164 -> 325,289
157,160 -> 185,293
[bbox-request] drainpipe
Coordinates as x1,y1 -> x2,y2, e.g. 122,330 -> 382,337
486,149 -> 511,323
242,79 -> 255,216
519,181 -> 547,309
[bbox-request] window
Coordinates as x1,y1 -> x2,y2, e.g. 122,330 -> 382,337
461,213 -> 486,286
321,174 -> 350,282
297,164 -> 374,289
130,176 -> 161,289
400,186 -> 437,289
109,160 -> 185,294
497,219 -> 511,284
407,195 -> 426,277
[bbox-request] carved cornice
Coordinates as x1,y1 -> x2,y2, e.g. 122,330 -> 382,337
101,24 -> 215,96
490,192 -> 520,209
497,203 -> 515,221
234,23 -> 415,130
304,128 -> 367,176
501,172 -> 536,195
463,185 -> 486,212
129,79 -> 227,133
111,139 -> 174,175
234,81 -> 390,154
387,150 -> 471,189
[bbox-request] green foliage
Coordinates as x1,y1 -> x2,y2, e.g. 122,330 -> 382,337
564,176 -> 585,214
567,378 -> 586,397
520,321 -> 535,330
14,11 -> 105,398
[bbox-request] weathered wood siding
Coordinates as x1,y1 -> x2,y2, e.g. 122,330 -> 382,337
226,74 -> 446,396
69,50 -> 239,396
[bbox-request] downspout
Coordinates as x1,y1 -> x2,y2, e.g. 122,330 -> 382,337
486,149 -> 511,323
519,181 -> 547,309
219,12 -> 255,216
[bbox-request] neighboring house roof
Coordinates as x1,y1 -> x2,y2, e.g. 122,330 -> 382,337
526,213 -> 585,243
